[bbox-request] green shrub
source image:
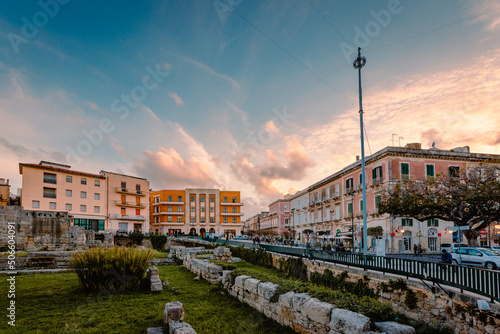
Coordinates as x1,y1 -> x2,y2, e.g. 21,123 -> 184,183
128,232 -> 145,245
310,270 -> 375,298
150,234 -> 168,251
404,289 -> 418,309
71,247 -> 154,292
229,246 -> 273,268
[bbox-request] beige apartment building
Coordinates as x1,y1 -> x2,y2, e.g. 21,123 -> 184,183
100,171 -> 149,233
19,161 -> 150,232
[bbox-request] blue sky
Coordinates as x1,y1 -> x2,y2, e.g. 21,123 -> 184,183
1,0 -> 499,216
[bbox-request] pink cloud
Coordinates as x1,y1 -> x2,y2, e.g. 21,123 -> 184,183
169,91 -> 185,106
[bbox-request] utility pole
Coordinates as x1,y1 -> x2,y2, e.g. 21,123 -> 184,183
353,47 -> 368,256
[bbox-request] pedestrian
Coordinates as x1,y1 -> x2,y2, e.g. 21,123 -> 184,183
413,244 -> 418,256
417,244 -> 423,256
326,243 -> 332,251
439,249 -> 453,264
334,243 -> 340,252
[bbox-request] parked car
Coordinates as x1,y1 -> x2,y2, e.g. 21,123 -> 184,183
441,243 -> 467,253
207,233 -> 220,239
234,236 -> 246,240
450,247 -> 500,270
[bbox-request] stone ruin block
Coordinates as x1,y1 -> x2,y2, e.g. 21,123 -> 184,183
301,298 -> 333,326
329,308 -> 370,334
146,327 -> 163,334
147,266 -> 163,292
164,302 -> 184,325
170,320 -> 196,334
374,321 -> 416,334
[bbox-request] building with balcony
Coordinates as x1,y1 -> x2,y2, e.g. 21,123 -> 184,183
289,144 -> 500,253
99,171 -> 150,233
150,188 -> 243,237
0,178 -> 10,209
19,161 -> 150,233
242,212 -> 269,235
260,198 -> 290,237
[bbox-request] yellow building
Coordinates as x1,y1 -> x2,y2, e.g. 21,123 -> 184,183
0,178 -> 10,209
150,188 -> 243,237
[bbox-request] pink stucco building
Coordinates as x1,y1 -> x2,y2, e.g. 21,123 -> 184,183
259,198 -> 290,237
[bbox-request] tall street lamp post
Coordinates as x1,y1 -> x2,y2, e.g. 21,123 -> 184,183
291,208 -> 296,244
349,190 -> 355,251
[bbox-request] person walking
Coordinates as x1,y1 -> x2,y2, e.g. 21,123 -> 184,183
413,244 -> 418,256
417,244 -> 423,256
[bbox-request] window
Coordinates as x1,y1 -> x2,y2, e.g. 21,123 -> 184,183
191,196 -> 195,202
65,203 -> 72,211
66,175 -> 72,183
191,206 -> 195,212
347,202 -> 353,214
449,166 -> 460,177
402,218 -> 413,226
210,207 -> 214,213
154,196 -> 160,203
375,196 -> 381,211
32,200 -> 40,208
223,196 -> 228,203
121,207 -> 126,215
345,178 -> 353,192
49,202 -> 56,209
191,217 -> 195,223
80,205 -> 87,212
43,173 -> 57,184
401,163 -> 410,179
168,216 -> 173,223
43,187 -> 56,198
94,180 -> 100,187
200,196 -> 205,202
155,217 -> 159,224
94,206 -> 100,213
94,193 -> 100,200
168,195 -> 172,201
232,197 -> 237,203
360,200 -> 364,211
135,208 -> 140,215
210,197 -> 214,203
81,178 -> 87,185
426,165 -> 435,178
223,217 -> 228,223
136,184 -> 141,194
223,207 -> 228,213
155,207 -> 159,213
118,222 -> 128,233
177,217 -> 182,223
427,219 -> 439,227
66,189 -> 72,197
233,217 -> 237,223
232,207 -> 237,213
201,206 -> 205,212
81,191 -> 87,198
359,174 -> 363,184
168,206 -> 172,212
177,206 -> 182,212
121,182 -> 126,190
210,217 -> 214,223
201,217 -> 205,223
177,195 -> 182,202
372,166 -> 383,183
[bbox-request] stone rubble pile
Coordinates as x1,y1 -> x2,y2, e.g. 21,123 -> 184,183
147,301 -> 197,334
213,246 -> 232,263
146,266 -> 163,292
183,256 -> 223,285
168,246 -> 209,260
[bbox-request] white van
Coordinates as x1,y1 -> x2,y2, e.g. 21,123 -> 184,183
440,243 -> 467,253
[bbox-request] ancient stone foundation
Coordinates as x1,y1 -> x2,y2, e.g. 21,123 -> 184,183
147,301 -> 197,334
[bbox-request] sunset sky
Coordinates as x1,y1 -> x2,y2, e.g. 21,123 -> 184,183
0,0 -> 499,217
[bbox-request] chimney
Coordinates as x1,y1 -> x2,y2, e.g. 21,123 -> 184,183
404,143 -> 421,150
356,155 -> 360,161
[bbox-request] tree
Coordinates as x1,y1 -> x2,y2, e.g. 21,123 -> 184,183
367,226 -> 383,238
379,165 -> 500,246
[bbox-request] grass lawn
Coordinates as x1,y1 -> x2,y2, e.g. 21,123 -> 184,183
0,265 -> 295,334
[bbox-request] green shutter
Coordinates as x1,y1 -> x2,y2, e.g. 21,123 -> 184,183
348,203 -> 353,214
426,165 -> 434,177
409,219 -> 413,226
372,168 -> 377,180
401,163 -> 409,175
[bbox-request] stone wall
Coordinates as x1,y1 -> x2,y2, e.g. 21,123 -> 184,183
0,206 -> 86,251
176,247 -> 415,334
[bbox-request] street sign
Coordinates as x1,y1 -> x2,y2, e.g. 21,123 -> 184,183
448,226 -> 470,231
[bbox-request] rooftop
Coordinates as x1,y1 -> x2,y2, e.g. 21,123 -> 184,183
20,162 -> 105,179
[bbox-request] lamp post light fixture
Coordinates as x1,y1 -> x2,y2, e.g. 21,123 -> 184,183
348,190 -> 356,251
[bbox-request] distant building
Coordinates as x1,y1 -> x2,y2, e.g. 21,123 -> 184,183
242,212 -> 269,235
19,161 -> 150,233
290,144 -> 500,253
150,188 -> 243,237
0,178 -> 10,209
260,199 -> 290,237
